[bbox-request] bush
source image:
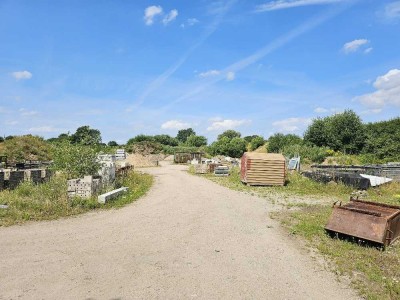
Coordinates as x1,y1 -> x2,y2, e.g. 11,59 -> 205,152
249,136 -> 265,151
50,141 -> 101,179
0,135 -> 52,162
267,133 -> 302,153
304,110 -> 365,154
282,144 -> 329,164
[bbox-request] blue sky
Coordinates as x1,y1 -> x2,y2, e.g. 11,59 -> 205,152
1,0 -> 400,143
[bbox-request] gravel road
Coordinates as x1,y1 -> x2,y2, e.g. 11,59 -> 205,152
0,163 -> 359,299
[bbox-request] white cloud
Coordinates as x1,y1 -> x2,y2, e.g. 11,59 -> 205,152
207,119 -> 251,131
187,18 -> 199,26
12,70 -> 32,80
384,1 -> 400,19
163,9 -> 178,25
255,0 -> 344,12
354,69 -> 400,109
272,117 -> 312,133
144,5 -> 163,26
342,39 -> 369,54
28,126 -> 58,133
161,120 -> 191,130
364,47 -> 373,54
226,71 -> 235,81
314,107 -> 328,113
360,108 -> 382,115
199,70 -> 220,78
19,108 -> 38,116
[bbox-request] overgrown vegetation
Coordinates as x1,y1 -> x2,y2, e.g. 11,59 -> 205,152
275,204 -> 400,300
0,171 -> 153,226
50,141 -> 101,179
0,135 -> 52,162
267,112 -> 400,164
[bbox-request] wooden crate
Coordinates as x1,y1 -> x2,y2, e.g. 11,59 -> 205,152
241,152 -> 286,186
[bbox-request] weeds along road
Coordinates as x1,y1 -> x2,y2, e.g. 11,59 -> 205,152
0,162 -> 359,300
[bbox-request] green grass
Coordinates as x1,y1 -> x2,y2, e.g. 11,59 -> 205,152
195,166 -> 400,299
202,167 -> 354,202
274,206 -> 400,300
0,171 -> 153,226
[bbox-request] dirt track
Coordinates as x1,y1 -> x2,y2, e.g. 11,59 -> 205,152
0,163 -> 359,299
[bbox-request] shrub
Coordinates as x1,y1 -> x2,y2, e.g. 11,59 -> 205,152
0,135 -> 52,162
267,133 -> 302,153
282,144 -> 329,164
50,141 -> 101,179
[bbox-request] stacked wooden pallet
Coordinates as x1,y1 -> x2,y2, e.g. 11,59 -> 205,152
241,152 -> 286,186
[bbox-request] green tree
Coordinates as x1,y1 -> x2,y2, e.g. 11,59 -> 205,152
0,136 -> 4,143
208,136 -> 246,158
107,141 -> 118,147
71,126 -> 102,145
267,133 -> 302,153
249,136 -> 265,151
154,134 -> 179,146
186,135 -> 207,147
217,130 -> 241,140
51,141 -> 101,179
363,117 -> 400,161
176,128 -> 195,143
304,110 -> 365,154
127,134 -> 154,145
303,118 -> 330,147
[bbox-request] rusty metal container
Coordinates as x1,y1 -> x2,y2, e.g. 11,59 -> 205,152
325,197 -> 400,247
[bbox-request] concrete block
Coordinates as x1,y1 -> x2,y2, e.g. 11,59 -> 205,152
98,187 -> 128,204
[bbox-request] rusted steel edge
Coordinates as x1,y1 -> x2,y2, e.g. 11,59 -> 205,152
350,197 -> 400,210
336,206 -> 382,217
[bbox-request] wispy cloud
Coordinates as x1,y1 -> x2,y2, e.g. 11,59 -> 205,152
19,108 -> 38,116
272,117 -> 312,133
384,1 -> 400,19
161,120 -> 191,130
144,5 -> 163,26
181,18 -> 200,28
207,119 -> 250,131
163,4 -> 351,111
163,9 -> 178,25
314,107 -> 328,113
28,126 -> 59,133
226,71 -> 235,81
255,0 -> 344,12
342,38 -> 369,54
12,70 -> 32,80
199,70 -> 221,78
130,0 -> 236,110
364,47 -> 373,54
354,69 -> 400,109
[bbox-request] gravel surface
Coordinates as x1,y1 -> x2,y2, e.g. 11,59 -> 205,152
0,163 -> 359,299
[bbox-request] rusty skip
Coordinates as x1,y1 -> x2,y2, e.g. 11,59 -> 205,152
325,197 -> 400,247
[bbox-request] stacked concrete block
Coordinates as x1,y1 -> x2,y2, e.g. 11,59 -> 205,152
0,172 -> 4,191
9,171 -> 25,189
115,149 -> 126,160
98,154 -> 116,185
67,176 -> 101,199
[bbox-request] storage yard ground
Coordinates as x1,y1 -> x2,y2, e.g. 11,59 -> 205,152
0,162 -> 358,300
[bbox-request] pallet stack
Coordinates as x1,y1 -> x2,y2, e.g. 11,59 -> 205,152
241,152 -> 286,186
